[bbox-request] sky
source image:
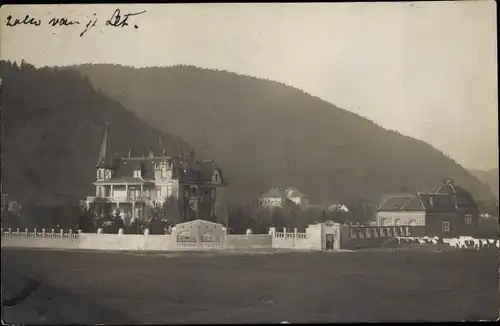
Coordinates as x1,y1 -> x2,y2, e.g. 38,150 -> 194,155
0,2 -> 497,171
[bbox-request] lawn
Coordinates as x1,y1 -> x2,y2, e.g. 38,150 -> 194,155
2,248 -> 499,324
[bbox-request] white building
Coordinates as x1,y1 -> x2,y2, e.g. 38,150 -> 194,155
327,204 -> 350,213
259,187 -> 309,210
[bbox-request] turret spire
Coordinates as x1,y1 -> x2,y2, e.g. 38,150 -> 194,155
96,123 -> 114,168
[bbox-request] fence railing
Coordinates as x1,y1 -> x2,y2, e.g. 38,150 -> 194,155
347,226 -> 417,239
86,196 -> 150,203
274,232 -> 306,239
1,228 -> 80,240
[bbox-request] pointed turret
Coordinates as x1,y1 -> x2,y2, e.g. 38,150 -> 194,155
96,123 -> 114,168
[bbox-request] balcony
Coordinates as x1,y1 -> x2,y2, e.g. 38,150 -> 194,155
86,196 -> 151,204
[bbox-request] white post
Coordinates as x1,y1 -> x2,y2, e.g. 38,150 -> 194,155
60,229 -> 64,237
294,228 -> 298,246
34,228 -> 37,237
118,228 -> 124,235
97,228 -> 103,234
283,227 -> 287,235
42,229 -> 46,237
246,229 -> 252,236
8,228 -> 11,235
16,228 -> 20,236
269,227 -> 276,236
78,230 -> 82,235
51,229 -> 55,235
144,228 -> 149,236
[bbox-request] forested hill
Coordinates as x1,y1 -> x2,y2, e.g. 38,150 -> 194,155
0,61 -> 191,206
469,168 -> 499,202
69,63 -> 496,209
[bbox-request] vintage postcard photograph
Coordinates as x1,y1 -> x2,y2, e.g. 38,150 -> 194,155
0,2 -> 499,324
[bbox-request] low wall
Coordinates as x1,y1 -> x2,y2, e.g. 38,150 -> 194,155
1,233 -> 79,250
1,229 -> 270,251
0,231 -> 176,252
225,234 -> 272,249
272,232 -> 313,250
78,234 -> 174,251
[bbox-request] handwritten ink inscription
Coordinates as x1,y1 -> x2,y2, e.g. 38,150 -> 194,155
106,9 -> 146,29
4,9 -> 146,37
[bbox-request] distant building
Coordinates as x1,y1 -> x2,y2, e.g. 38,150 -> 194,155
376,179 -> 479,237
284,188 -> 309,209
259,188 -> 283,208
259,187 -> 309,210
85,125 -> 226,222
327,204 -> 350,213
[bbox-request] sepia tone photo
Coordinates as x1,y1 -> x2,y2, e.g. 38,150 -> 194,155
1,2 -> 499,324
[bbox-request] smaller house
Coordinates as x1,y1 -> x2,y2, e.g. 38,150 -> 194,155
259,188 -> 285,208
376,179 -> 479,237
259,187 -> 309,210
284,188 -> 309,209
327,204 -> 350,213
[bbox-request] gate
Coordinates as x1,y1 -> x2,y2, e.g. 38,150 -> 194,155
173,219 -> 226,250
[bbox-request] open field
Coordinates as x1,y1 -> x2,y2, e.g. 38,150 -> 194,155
2,248 -> 499,324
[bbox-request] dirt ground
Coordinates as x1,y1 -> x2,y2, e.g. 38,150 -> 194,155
2,248 -> 499,324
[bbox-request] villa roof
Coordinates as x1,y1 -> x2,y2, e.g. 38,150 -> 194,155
92,125 -> 224,186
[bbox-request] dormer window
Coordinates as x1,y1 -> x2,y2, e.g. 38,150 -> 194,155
212,171 -> 221,184
134,169 -> 142,178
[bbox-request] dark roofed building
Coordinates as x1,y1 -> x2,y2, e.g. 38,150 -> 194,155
376,179 -> 479,237
86,125 -> 226,223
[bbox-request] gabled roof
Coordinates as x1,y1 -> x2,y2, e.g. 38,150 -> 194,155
377,194 -> 418,211
377,180 -> 478,213
284,188 -> 307,198
261,188 -> 283,199
327,204 -> 349,212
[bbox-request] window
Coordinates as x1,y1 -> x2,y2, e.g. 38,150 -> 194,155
441,221 -> 450,232
464,214 -> 472,225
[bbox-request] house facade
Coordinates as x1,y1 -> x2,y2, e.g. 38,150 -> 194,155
86,125 -> 226,223
259,187 -> 309,210
376,179 -> 479,237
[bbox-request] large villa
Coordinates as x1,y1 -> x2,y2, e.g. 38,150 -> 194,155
85,125 -> 227,222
